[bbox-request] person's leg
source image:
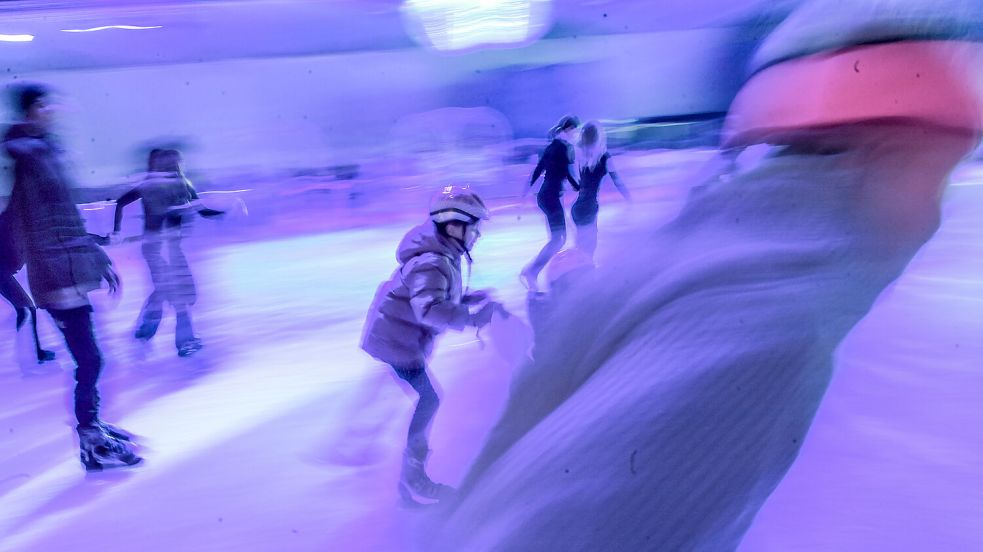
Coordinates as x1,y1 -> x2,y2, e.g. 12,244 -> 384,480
2,273 -> 55,361
29,308 -> 56,362
167,234 -> 197,307
1,272 -> 31,328
574,219 -> 598,259
164,235 -> 201,356
136,239 -> 167,340
392,362 -> 440,454
174,306 -> 201,356
391,361 -> 452,502
48,305 -> 141,470
522,198 -> 567,291
48,306 -> 103,428
134,291 -> 164,340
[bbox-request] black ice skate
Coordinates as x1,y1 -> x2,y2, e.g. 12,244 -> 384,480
97,420 -> 137,442
177,338 -> 203,357
398,450 -> 455,507
78,426 -> 142,472
134,310 -> 162,341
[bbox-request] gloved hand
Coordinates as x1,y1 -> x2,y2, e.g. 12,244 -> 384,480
470,301 -> 504,328
463,288 -> 496,305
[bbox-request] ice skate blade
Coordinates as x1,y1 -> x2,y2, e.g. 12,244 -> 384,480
397,482 -> 442,508
178,340 -> 203,358
83,455 -> 143,473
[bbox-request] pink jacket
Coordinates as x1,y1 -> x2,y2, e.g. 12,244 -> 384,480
361,221 -> 470,366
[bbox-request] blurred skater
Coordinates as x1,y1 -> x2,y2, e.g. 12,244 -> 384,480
572,121 -> 631,259
361,186 -> 503,505
520,115 -> 581,291
112,149 -> 223,357
4,83 -> 141,471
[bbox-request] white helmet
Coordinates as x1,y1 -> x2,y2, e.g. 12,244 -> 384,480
429,186 -> 489,224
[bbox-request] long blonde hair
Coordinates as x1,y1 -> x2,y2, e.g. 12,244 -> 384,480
578,120 -> 607,172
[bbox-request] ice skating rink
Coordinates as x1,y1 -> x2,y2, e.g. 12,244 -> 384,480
2,156 -> 983,551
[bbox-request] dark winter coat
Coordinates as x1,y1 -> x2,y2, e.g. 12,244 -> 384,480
530,138 -> 578,200
361,221 -> 470,365
2,123 -> 110,307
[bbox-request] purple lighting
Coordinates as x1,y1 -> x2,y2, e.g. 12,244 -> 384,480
1,0 -> 982,551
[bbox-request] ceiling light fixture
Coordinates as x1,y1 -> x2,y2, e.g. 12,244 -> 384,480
60,25 -> 163,33
402,0 -> 552,53
0,34 -> 35,42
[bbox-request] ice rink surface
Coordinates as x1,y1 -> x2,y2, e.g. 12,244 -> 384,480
2,154 -> 982,551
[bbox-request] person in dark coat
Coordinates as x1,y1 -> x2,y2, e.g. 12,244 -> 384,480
3,83 -> 141,471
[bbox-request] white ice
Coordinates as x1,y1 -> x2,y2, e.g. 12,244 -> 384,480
1,151 -> 982,551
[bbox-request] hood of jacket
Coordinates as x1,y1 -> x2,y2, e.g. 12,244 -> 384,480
396,221 -> 466,265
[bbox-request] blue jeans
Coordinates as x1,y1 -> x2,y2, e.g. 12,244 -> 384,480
391,361 -> 439,456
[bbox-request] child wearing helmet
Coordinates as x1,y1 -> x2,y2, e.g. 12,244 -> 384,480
361,185 -> 503,505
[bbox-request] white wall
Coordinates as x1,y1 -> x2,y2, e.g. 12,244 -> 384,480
1,27 -> 742,190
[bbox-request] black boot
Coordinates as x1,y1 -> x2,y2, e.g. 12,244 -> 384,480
29,308 -> 56,363
134,309 -> 162,341
78,425 -> 142,472
398,448 -> 455,506
177,337 -> 203,357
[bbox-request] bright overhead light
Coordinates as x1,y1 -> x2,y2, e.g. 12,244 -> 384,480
402,0 -> 553,53
60,25 -> 163,33
0,34 -> 34,42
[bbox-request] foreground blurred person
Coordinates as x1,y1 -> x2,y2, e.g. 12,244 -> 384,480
112,148 -> 223,357
429,2 -> 983,550
361,186 -> 504,506
3,83 -> 141,471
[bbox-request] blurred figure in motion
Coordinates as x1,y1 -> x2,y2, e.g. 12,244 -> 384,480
1,206 -> 56,364
3,83 -> 141,471
429,1 -> 983,549
361,186 -> 503,506
572,121 -> 631,259
520,115 -> 580,292
112,148 -> 224,357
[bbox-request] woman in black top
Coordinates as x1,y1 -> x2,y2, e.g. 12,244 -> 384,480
572,121 -> 631,258
520,115 -> 581,291
112,149 -> 223,357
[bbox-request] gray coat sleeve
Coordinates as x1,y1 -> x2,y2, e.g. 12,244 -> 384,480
404,258 -> 470,332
